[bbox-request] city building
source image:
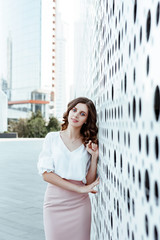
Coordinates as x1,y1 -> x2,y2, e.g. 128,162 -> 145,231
54,11 -> 67,121
0,90 -> 7,132
0,0 -> 56,121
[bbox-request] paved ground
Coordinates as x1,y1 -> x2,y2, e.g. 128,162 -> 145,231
0,138 -> 47,240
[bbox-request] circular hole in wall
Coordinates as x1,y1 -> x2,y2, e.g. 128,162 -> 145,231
132,166 -> 135,182
128,132 -> 130,147
120,154 -> 123,173
118,131 -> 120,142
133,97 -> 136,121
124,132 -> 126,145
115,39 -> 117,50
128,102 -> 131,117
128,163 -> 130,178
154,225 -> 158,240
145,214 -> 149,236
132,199 -> 135,216
134,35 -> 136,50
127,188 -> 130,212
139,98 -> 142,116
138,170 -> 141,188
154,136 -> 159,159
107,51 -> 109,64
114,198 -> 116,210
115,62 -> 117,73
125,21 -> 127,33
124,187 -> 126,201
111,130 -> 113,140
127,222 -> 130,238
146,135 -> 149,155
111,212 -> 113,229
146,55 -> 150,75
113,0 -> 115,15
133,0 -> 137,23
117,227 -> 119,239
115,17 -> 117,28
122,2 -> 124,13
118,31 -> 120,49
112,85 -> 114,100
156,2 -> 160,25
140,26 -> 142,44
105,109 -> 107,121
146,10 -> 151,41
145,169 -> 150,201
124,73 -> 127,93
114,150 -> 116,167
133,68 -> 136,83
119,10 -> 121,21
129,42 -> 131,56
154,86 -> 160,121
118,106 -> 120,118
112,44 -> 114,55
138,134 -> 142,152
154,181 -> 159,206
114,175 -> 116,187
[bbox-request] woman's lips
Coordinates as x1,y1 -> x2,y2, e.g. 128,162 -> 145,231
71,118 -> 78,123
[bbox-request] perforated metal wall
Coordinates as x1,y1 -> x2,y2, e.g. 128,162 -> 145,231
75,0 -> 160,239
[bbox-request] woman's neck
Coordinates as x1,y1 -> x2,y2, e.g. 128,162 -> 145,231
65,125 -> 81,139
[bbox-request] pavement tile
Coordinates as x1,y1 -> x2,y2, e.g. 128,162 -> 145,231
0,139 -> 46,240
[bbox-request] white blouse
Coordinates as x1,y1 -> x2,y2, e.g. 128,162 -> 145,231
37,131 -> 91,184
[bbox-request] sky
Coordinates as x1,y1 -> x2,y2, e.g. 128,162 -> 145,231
57,0 -> 81,101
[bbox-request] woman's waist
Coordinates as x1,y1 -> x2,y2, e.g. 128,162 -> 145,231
45,179 -> 88,200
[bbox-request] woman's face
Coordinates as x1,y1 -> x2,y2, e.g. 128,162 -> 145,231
68,103 -> 88,128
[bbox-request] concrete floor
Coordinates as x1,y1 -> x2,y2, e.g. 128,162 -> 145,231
0,138 -> 47,240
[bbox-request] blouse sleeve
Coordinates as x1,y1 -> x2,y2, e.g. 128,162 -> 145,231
37,132 -> 55,175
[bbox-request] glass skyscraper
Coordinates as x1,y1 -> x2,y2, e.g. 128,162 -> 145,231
0,0 -> 53,119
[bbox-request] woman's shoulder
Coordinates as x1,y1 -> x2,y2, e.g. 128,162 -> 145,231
45,131 -> 60,141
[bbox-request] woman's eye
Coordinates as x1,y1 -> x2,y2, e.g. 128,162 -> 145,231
81,112 -> 85,116
72,108 -> 76,112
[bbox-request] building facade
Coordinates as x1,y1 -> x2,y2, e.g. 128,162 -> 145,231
54,11 -> 67,121
0,0 -> 55,120
74,0 -> 160,239
0,90 -> 7,132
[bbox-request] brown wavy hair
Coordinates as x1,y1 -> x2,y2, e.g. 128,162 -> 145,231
61,97 -> 98,145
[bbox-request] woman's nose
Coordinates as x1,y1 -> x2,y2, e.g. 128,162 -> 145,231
73,111 -> 79,117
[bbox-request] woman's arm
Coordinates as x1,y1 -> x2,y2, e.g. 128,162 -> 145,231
85,140 -> 99,185
43,172 -> 81,192
43,171 -> 99,194
86,155 -> 98,185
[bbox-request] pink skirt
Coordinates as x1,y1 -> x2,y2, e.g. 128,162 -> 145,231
43,180 -> 91,240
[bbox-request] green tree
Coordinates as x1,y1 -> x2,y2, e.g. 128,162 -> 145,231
8,119 -> 28,137
47,116 -> 61,132
27,110 -> 47,138
8,110 -> 61,138
13,119 -> 28,137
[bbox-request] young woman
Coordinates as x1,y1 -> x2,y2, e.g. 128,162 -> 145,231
37,97 -> 99,240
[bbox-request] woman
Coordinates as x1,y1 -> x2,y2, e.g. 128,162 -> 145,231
37,97 -> 99,240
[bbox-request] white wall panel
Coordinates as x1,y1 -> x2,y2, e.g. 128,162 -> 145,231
74,0 -> 160,239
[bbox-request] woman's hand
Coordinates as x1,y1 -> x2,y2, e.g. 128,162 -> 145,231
79,177 -> 100,194
86,140 -> 99,158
